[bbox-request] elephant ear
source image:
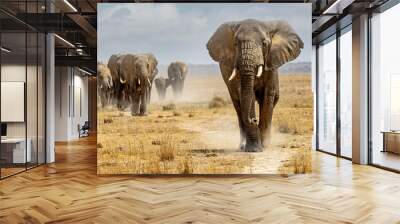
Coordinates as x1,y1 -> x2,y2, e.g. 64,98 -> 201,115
265,21 -> 304,69
207,22 -> 237,64
146,54 -> 158,77
178,62 -> 188,75
183,64 -> 188,74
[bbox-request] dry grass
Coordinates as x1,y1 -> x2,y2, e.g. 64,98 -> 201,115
162,103 -> 176,111
279,148 -> 312,174
208,96 -> 228,108
273,75 -> 313,136
97,74 -> 313,174
158,136 -> 176,161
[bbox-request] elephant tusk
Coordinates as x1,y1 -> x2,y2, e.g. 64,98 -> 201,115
120,78 -> 127,84
229,68 -> 237,81
256,65 -> 263,78
137,79 -> 141,85
147,78 -> 151,86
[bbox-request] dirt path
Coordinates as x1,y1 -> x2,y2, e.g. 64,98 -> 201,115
179,113 -> 300,174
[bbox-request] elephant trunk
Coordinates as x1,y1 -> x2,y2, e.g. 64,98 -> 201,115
146,81 -> 152,104
238,41 -> 262,152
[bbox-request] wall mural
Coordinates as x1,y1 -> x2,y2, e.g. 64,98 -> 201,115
97,3 -> 313,174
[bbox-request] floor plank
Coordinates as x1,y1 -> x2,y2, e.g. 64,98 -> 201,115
0,135 -> 399,223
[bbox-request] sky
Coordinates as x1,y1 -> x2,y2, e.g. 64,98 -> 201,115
98,3 -> 312,65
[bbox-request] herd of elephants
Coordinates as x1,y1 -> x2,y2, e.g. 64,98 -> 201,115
98,19 -> 304,152
98,56 -> 187,113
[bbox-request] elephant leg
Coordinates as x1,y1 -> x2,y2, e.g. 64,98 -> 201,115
100,92 -> 106,108
226,84 -> 246,150
131,93 -> 141,116
105,90 -> 111,106
146,86 -> 152,104
107,90 -> 112,105
259,70 -> 279,147
230,96 -> 246,150
161,87 -> 166,100
259,89 -> 279,147
111,86 -> 116,106
257,91 -> 266,146
115,83 -> 122,109
220,64 -> 246,150
118,91 -> 126,110
104,91 -> 108,106
123,87 -> 132,110
172,85 -> 177,98
178,81 -> 184,97
118,89 -> 124,109
172,84 -> 180,98
118,84 -> 124,109
139,92 -> 148,116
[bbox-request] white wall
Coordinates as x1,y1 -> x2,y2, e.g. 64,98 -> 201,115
55,67 -> 89,141
71,73 -> 89,138
1,65 -> 34,137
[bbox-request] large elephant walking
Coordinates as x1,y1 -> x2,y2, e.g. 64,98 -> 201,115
207,19 -> 303,152
108,54 -> 128,109
119,53 -> 158,116
167,61 -> 188,99
97,63 -> 113,108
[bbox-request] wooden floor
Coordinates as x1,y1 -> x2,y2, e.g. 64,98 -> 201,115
0,135 -> 400,223
372,150 -> 400,171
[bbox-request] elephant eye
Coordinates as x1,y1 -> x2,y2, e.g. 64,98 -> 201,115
262,40 -> 268,45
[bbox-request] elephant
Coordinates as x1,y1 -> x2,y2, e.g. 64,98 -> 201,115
108,54 -> 129,109
97,63 -> 113,108
167,61 -> 188,98
119,53 -> 158,116
207,19 -> 303,152
154,77 -> 170,101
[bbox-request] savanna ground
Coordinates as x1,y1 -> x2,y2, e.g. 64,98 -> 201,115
97,73 -> 313,174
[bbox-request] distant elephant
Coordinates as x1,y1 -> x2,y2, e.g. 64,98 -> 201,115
167,61 -> 188,98
207,19 -> 303,152
119,53 -> 158,116
97,63 -> 113,108
154,77 -> 170,101
108,54 -> 129,109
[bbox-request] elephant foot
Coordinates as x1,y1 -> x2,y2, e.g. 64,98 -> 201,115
239,142 -> 246,151
244,141 -> 263,152
138,112 -> 148,116
130,111 -> 140,116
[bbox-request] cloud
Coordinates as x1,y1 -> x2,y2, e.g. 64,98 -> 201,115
98,3 -> 311,65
